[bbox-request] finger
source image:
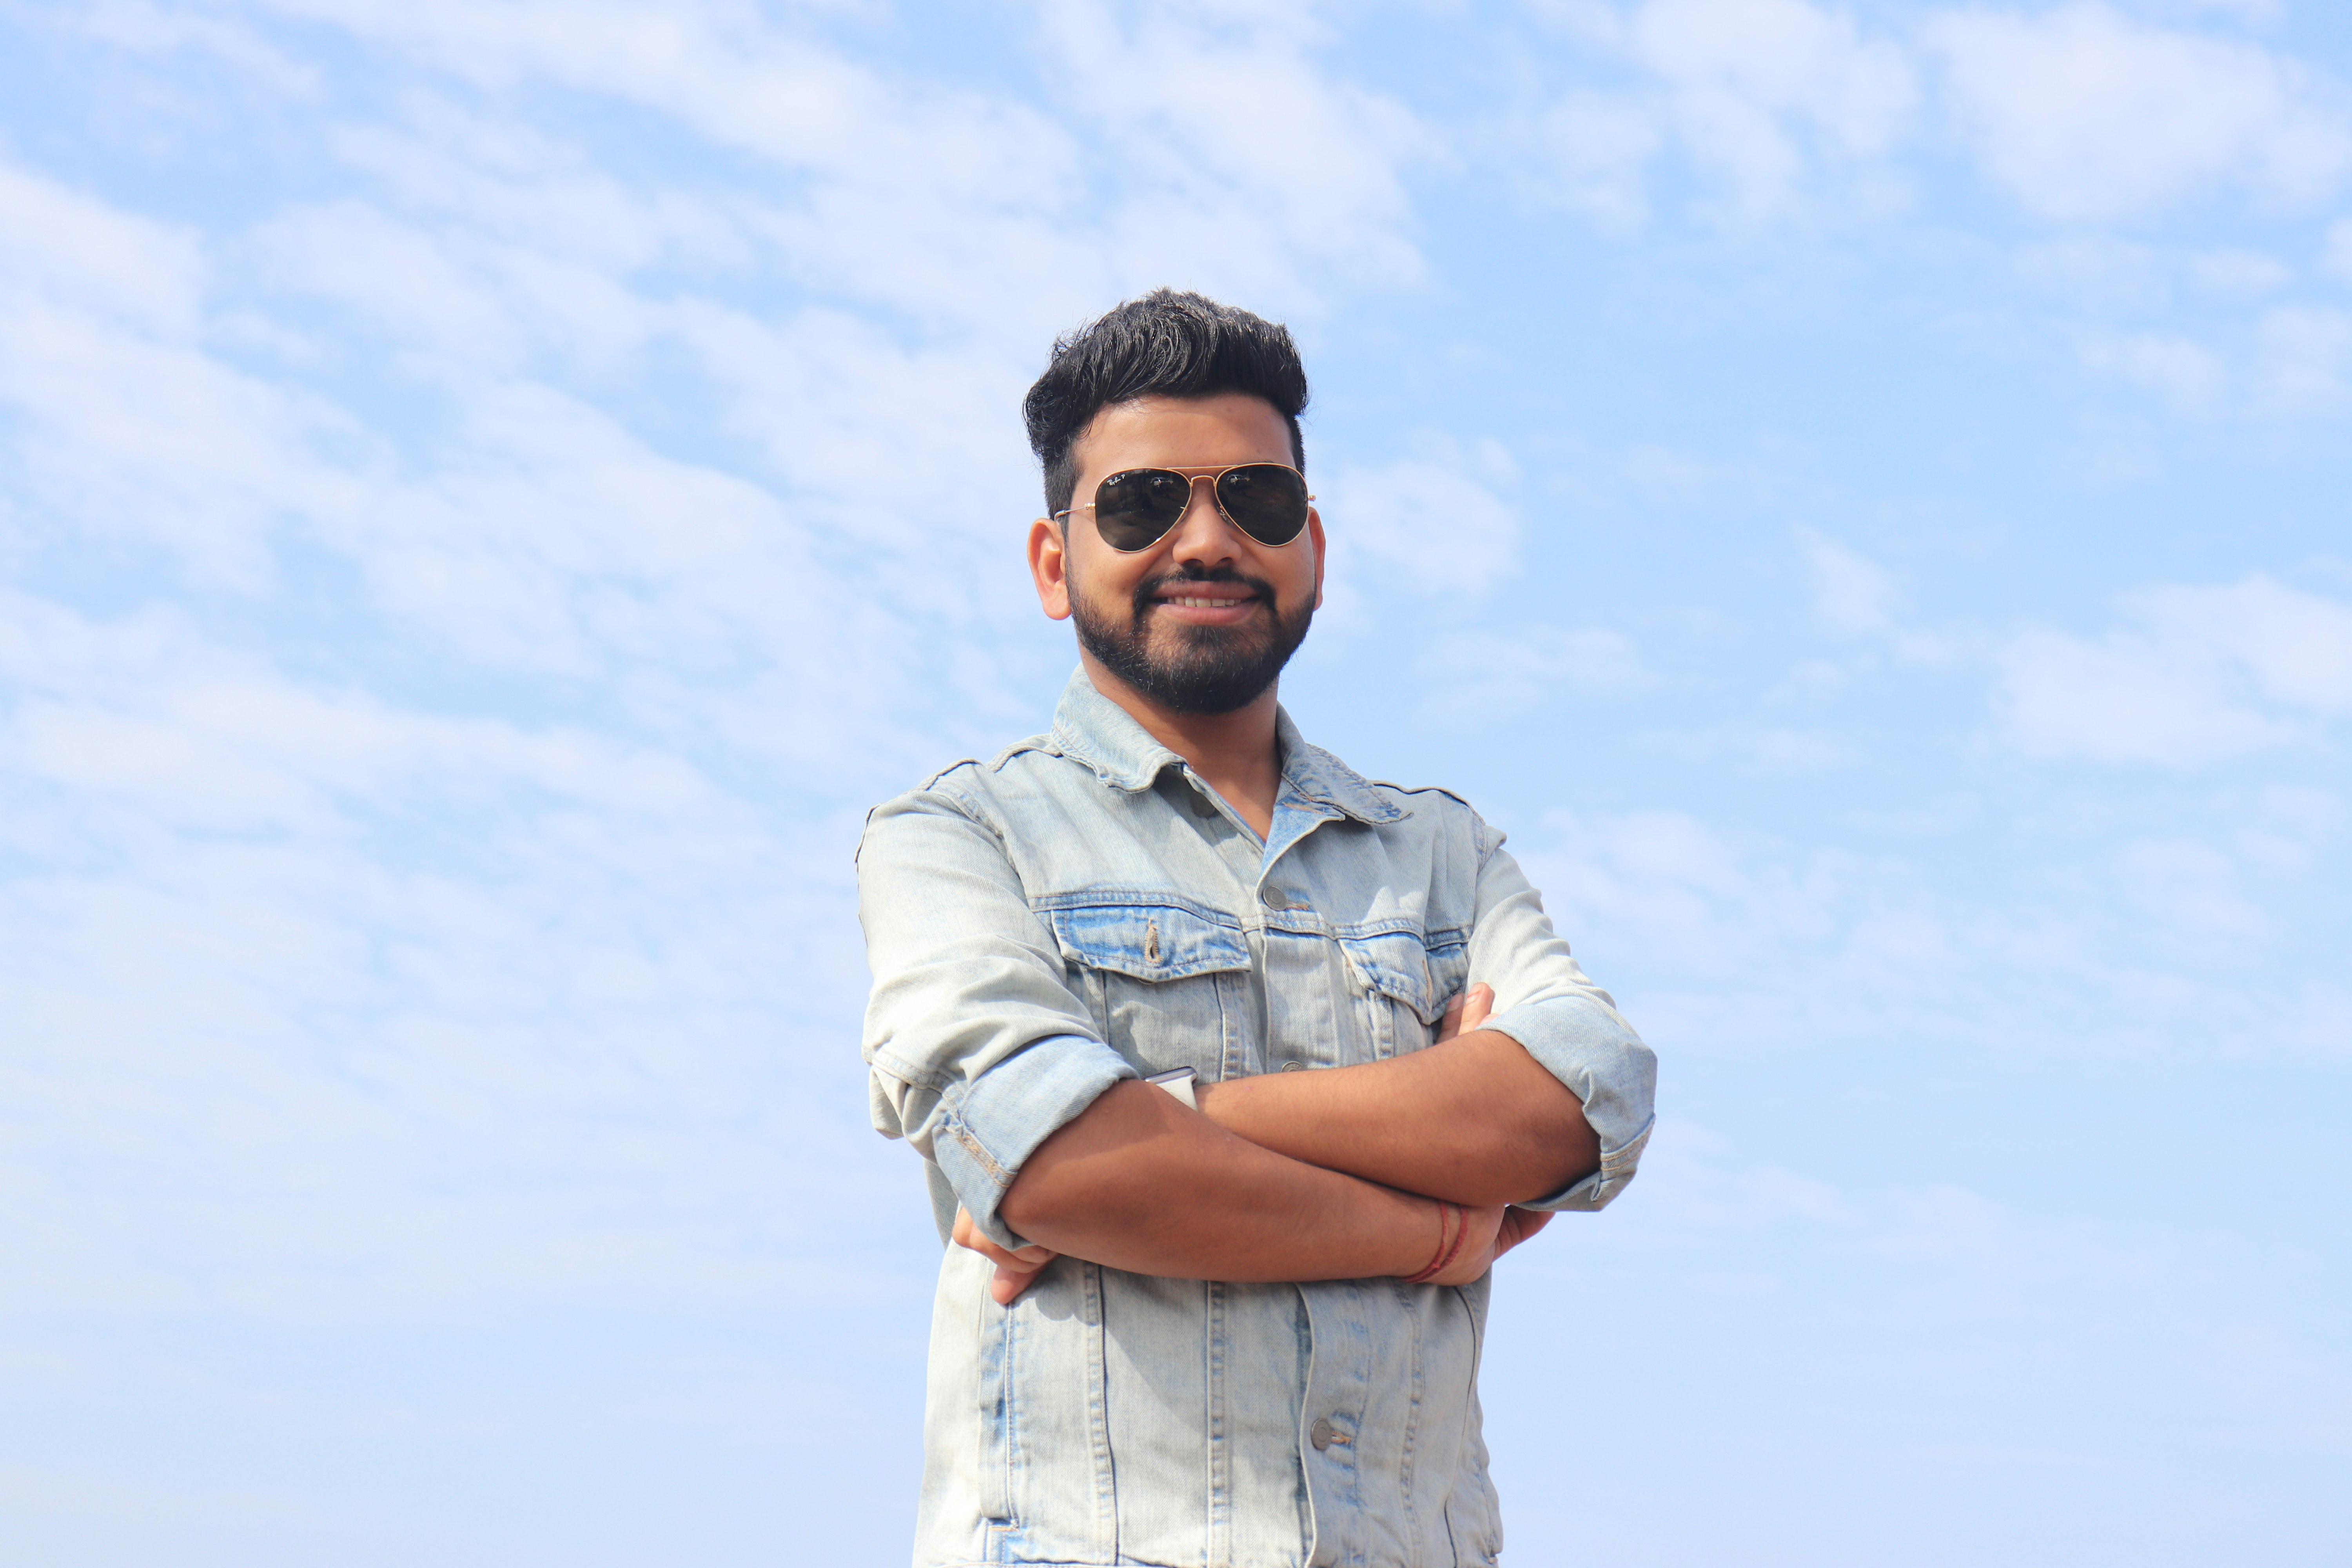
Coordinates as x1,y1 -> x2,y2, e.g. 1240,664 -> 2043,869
951,1208 -> 1056,1272
968,1236 -> 1055,1271
1493,1207 -> 1553,1259
1460,983 -> 1495,1032
1434,993 -> 1467,1043
990,1255 -> 1053,1305
1431,1204 -> 1509,1287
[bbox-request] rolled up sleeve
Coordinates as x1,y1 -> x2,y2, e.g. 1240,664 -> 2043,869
1463,836 -> 1657,1212
858,782 -> 1136,1248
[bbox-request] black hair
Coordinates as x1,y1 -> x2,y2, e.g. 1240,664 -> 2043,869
1023,289 -> 1309,516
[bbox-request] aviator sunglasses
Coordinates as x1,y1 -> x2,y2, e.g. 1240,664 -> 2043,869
1053,463 -> 1313,553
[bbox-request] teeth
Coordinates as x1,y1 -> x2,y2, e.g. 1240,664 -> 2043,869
1168,597 -> 1245,608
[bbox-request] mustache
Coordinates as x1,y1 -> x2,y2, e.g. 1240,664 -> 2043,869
1131,565 -> 1275,614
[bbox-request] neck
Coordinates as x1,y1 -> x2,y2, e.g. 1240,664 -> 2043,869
1078,650 -> 1284,838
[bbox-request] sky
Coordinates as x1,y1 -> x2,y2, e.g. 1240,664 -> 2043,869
2,0 -> 2348,1563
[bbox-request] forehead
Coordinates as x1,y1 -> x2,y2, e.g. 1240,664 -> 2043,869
1070,393 -> 1292,481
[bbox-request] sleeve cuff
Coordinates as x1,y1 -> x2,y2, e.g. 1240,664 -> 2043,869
932,1033 -> 1137,1248
1484,994 -> 1659,1212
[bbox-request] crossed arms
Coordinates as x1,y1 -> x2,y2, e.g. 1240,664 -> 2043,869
860,786 -> 1656,1307
955,984 -> 1600,1303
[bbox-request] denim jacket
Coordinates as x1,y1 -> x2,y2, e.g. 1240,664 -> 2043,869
858,670 -> 1655,1568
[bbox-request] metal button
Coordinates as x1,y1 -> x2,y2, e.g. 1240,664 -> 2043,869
1278,1059 -> 1306,1073
1258,886 -> 1287,909
1190,791 -> 1219,818
1309,1417 -> 1340,1450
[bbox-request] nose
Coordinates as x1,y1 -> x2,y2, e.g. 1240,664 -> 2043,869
1163,475 -> 1245,567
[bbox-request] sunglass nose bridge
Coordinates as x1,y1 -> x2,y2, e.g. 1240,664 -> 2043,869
1083,463 -> 1311,552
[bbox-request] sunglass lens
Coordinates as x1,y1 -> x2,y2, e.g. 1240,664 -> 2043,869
1214,465 -> 1309,545
1093,469 -> 1192,551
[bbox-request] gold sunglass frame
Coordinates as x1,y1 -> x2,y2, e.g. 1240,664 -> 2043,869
1051,463 -> 1315,553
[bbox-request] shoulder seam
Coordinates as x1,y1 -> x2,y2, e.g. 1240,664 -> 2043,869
916,756 -> 984,792
1363,778 -> 1476,809
1363,778 -> 1496,861
987,732 -> 1060,773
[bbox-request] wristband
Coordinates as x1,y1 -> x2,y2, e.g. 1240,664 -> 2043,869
1144,1066 -> 1199,1110
1403,1200 -> 1468,1285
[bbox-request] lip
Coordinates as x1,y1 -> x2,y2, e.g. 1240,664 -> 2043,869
1149,590 -> 1261,625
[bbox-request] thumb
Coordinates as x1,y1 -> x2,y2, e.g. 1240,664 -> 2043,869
1434,993 -> 1466,1042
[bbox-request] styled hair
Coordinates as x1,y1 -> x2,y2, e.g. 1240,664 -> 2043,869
1023,289 -> 1309,516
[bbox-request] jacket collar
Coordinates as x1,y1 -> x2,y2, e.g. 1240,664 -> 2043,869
1045,668 -> 1405,826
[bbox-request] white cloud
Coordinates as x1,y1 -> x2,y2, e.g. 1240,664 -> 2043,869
0,0 -> 1469,1328
2138,574 -> 2352,711
2185,246 -> 2293,296
1526,0 -> 1917,227
2076,326 -> 2231,417
2073,302 -> 2352,423
212,0 -> 1425,323
1415,624 -> 1651,726
2131,0 -> 2282,21
1323,430 -> 1526,598
0,158 -> 203,331
2014,238 -> 2287,311
1794,524 -> 1903,637
2116,836 -> 2268,936
1037,2 -> 1434,300
1531,0 -> 2352,239
2325,216 -> 2352,283
1632,0 -> 1916,170
1997,573 -> 2352,764
1930,2 -> 2352,223
0,157 -> 364,585
0,591 -> 884,1317
247,200 -> 535,366
0,296 -> 362,586
2001,627 -> 2277,762
1541,89 -> 1667,234
2247,302 -> 2352,418
1,601 -> 712,832
2014,234 -> 2176,312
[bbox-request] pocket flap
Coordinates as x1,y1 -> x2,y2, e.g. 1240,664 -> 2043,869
1338,929 -> 1440,1023
1041,896 -> 1250,982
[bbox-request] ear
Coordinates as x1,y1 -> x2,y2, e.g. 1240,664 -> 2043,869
1028,516 -> 1073,621
1306,505 -> 1326,611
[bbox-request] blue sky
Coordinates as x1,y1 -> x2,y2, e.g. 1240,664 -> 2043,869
2,1 -> 2348,1563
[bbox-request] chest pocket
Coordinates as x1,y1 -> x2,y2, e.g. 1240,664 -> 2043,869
1336,924 -> 1472,1057
1038,893 -> 1253,1079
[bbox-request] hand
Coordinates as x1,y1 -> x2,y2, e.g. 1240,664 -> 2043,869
1434,982 -> 1495,1042
951,1205 -> 1059,1305
1421,1201 -> 1553,1287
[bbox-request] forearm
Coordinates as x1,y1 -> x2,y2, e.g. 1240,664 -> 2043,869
1194,1028 -> 1598,1205
998,1081 -> 1441,1282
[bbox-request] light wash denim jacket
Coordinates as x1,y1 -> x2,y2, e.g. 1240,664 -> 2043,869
859,671 -> 1656,1568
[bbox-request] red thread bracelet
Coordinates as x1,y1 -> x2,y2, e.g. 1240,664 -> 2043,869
1403,1201 -> 1466,1285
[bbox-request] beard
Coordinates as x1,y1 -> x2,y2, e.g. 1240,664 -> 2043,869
1071,563 -> 1315,716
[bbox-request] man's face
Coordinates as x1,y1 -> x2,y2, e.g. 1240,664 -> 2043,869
1030,392 -> 1325,716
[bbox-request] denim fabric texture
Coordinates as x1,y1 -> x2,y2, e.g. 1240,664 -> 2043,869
858,670 -> 1656,1568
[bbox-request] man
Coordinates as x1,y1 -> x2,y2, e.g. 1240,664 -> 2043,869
858,290 -> 1655,1568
